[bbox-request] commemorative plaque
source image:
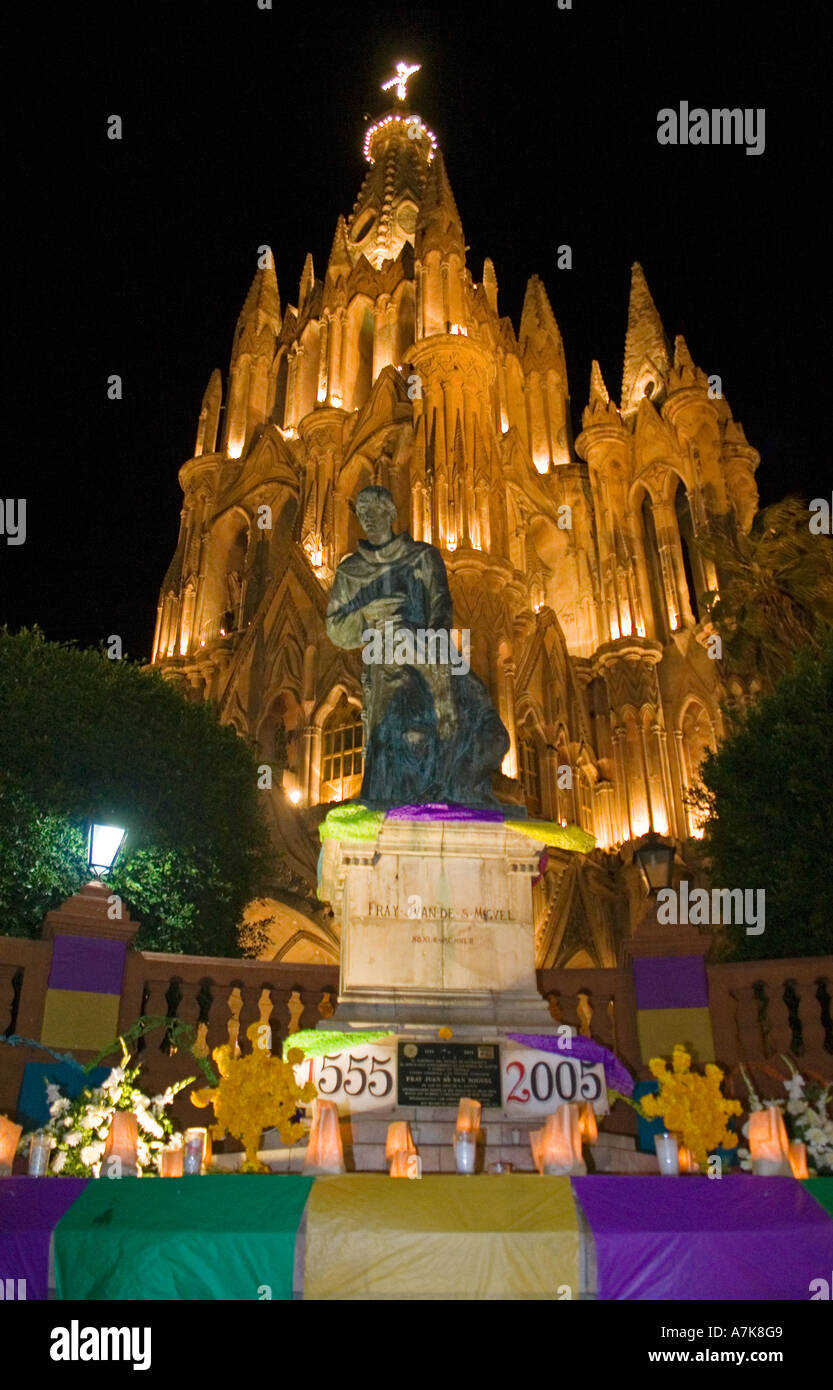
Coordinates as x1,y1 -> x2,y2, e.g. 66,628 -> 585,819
396,1040 -> 502,1108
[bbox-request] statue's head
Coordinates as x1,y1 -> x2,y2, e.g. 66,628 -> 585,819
354,486 -> 397,545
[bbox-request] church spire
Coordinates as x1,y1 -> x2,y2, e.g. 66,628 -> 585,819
519,274 -> 566,378
298,252 -> 315,313
194,368 -> 222,457
231,248 -> 281,363
326,215 -> 352,285
620,261 -> 670,418
415,149 -> 465,259
224,249 -> 281,458
483,258 -> 498,314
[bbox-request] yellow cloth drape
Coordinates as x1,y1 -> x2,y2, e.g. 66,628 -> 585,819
304,1174 -> 579,1300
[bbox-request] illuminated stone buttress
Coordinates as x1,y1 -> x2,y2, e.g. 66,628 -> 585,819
151,86 -> 761,968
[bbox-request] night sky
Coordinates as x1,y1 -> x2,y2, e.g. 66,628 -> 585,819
4,0 -> 829,660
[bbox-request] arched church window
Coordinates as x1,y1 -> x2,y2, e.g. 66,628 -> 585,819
320,695 -> 364,804
519,726 -> 542,818
640,492 -> 668,643
674,480 -> 705,624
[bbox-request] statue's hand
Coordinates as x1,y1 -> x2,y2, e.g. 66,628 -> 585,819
364,596 -> 409,628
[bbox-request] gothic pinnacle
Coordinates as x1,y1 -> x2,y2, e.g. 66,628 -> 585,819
299,252 -> 315,311
519,274 -> 566,377
232,248 -> 281,362
483,258 -> 498,314
326,216 -> 352,283
589,359 -> 610,405
415,149 -> 464,257
620,261 -> 670,416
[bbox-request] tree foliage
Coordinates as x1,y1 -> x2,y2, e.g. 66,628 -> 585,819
0,628 -> 270,954
697,631 -> 833,960
699,497 -> 833,691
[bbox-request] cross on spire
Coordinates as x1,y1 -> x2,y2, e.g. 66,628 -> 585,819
381,61 -> 421,103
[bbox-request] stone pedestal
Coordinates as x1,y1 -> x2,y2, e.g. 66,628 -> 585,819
320,817 -> 553,1029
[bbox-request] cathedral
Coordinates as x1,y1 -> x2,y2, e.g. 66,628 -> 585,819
151,70 -> 761,969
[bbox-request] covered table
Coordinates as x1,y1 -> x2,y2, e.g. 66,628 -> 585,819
3,1174 -> 832,1300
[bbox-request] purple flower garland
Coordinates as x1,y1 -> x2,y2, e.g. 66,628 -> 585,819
506,1033 -> 635,1097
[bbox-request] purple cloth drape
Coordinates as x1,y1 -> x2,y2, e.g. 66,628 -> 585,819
572,1175 -> 833,1300
385,803 -> 506,821
0,1177 -> 88,1300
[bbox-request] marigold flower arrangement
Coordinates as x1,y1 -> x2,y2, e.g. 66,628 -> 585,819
191,1021 -> 317,1172
18,1045 -> 192,1176
637,1044 -> 742,1171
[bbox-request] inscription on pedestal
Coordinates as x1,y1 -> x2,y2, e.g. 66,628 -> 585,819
396,1040 -> 502,1107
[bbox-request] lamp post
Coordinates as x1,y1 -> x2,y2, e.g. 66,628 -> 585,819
634,833 -> 675,898
86,823 -> 127,880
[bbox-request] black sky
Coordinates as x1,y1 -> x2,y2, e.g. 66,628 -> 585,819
3,0 -> 830,660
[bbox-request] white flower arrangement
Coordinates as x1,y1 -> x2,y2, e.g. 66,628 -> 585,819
18,1050 -> 193,1177
737,1059 -> 833,1176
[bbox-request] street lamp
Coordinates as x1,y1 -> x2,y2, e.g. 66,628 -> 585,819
635,833 -> 675,897
87,823 -> 127,879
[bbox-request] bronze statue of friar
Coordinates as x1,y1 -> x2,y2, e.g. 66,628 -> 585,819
325,485 -> 513,809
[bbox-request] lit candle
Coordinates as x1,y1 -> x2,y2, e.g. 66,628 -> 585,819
578,1101 -> 598,1145
532,1105 -> 585,1175
456,1098 -> 481,1133
788,1141 -> 809,1180
103,1112 -> 139,1178
0,1115 -> 22,1175
27,1133 -> 53,1177
303,1100 -> 346,1175
453,1130 -> 477,1174
654,1131 -> 680,1176
389,1151 -> 421,1178
749,1106 -> 791,1176
182,1127 -> 208,1175
385,1121 -> 416,1164
159,1147 -> 184,1177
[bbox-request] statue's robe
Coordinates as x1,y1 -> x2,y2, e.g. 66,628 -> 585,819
326,532 -> 509,807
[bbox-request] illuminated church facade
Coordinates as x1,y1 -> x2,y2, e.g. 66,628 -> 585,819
151,70 -> 761,968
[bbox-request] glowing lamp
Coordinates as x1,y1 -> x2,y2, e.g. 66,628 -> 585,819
87,823 -> 127,878
103,1112 -> 139,1177
788,1141 -> 809,1180
531,1104 -> 586,1176
0,1114 -> 22,1175
578,1100 -> 598,1145
385,1121 -> 416,1163
749,1106 -> 791,1176
635,834 -> 675,897
288,788 -> 302,805
304,1100 -> 346,1175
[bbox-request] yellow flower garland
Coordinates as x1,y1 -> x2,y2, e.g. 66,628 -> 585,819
640,1044 -> 742,1171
